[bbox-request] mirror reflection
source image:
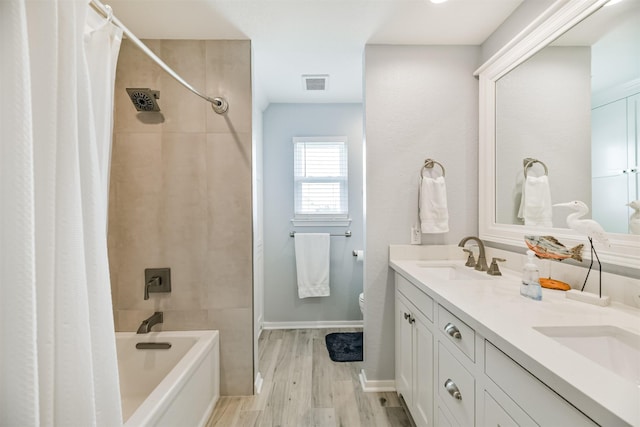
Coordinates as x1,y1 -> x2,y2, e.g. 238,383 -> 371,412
495,0 -> 640,234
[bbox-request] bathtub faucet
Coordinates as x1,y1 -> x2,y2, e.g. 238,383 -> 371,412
137,311 -> 163,334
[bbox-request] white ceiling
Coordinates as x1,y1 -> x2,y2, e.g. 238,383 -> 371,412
107,0 -> 523,107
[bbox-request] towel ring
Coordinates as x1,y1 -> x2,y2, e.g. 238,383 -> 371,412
523,158 -> 548,177
421,158 -> 445,178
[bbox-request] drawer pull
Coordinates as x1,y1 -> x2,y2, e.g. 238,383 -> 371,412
444,378 -> 462,400
444,322 -> 462,339
404,312 -> 416,324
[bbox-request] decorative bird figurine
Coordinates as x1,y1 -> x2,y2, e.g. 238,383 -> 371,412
628,200 -> 640,235
553,200 -> 610,297
553,200 -> 610,247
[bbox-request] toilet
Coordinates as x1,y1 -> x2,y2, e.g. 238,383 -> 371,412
359,292 -> 364,315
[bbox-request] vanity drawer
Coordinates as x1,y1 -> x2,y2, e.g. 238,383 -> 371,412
483,391 -> 518,427
438,305 -> 475,362
437,405 -> 454,427
485,340 -> 598,426
438,343 -> 475,427
396,273 -> 434,321
483,389 -> 537,427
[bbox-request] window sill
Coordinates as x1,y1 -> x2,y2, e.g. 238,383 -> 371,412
290,218 -> 352,227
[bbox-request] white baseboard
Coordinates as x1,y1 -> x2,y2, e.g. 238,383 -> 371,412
262,320 -> 363,330
359,369 -> 396,392
256,317 -> 264,339
254,372 -> 264,394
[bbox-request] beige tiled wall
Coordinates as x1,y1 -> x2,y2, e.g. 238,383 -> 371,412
108,39 -> 253,396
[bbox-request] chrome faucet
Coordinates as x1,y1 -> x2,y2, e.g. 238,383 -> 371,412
136,311 -> 163,334
458,236 -> 488,272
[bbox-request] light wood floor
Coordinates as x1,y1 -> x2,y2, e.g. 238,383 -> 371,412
207,328 -> 413,427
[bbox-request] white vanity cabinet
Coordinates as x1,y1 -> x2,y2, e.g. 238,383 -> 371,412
394,270 -> 602,427
395,274 -> 434,427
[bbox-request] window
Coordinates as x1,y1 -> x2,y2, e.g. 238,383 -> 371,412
293,137 -> 348,224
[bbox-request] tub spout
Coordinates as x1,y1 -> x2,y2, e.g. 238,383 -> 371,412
137,311 -> 163,334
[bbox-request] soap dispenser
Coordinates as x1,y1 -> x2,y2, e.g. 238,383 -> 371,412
521,250 -> 542,301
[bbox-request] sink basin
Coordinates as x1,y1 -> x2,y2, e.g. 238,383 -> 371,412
416,263 -> 490,281
533,325 -> 640,384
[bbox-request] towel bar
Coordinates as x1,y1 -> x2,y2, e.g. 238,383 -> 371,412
290,231 -> 351,237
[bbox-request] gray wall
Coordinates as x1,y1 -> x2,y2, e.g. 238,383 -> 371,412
364,45 -> 480,381
263,103 -> 364,324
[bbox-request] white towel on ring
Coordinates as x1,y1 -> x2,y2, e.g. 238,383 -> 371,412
518,175 -> 552,227
420,176 -> 449,233
294,233 -> 330,298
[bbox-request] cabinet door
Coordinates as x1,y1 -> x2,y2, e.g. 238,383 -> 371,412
395,293 -> 413,407
592,95 -> 639,233
413,317 -> 434,427
592,98 -> 627,179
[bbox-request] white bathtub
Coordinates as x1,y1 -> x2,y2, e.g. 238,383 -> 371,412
116,330 -> 220,427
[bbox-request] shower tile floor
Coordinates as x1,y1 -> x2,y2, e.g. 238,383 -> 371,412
207,328 -> 412,427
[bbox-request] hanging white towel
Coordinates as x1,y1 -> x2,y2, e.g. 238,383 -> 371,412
294,233 -> 330,298
518,175 -> 552,227
420,176 -> 449,233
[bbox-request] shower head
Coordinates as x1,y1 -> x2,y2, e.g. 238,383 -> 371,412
126,88 -> 161,112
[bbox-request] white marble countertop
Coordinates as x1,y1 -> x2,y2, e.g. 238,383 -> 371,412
389,256 -> 640,426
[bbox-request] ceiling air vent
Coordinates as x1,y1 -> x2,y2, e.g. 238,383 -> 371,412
302,74 -> 329,91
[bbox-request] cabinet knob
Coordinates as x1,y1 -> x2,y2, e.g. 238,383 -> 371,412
409,316 -> 415,324
444,322 -> 462,339
404,312 -> 411,320
444,378 -> 462,400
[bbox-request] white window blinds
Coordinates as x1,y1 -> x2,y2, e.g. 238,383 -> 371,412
293,137 -> 348,219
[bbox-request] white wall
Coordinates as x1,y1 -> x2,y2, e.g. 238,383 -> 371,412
263,103 -> 364,325
364,45 -> 480,382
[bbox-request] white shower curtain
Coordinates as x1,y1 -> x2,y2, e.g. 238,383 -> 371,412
0,0 -> 123,425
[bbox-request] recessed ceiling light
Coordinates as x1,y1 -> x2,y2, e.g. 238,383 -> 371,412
430,0 -> 449,3
604,0 -> 625,6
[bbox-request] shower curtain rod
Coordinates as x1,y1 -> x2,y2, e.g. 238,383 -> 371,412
89,0 -> 229,114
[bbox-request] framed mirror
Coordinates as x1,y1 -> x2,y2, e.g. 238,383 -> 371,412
476,0 -> 640,269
